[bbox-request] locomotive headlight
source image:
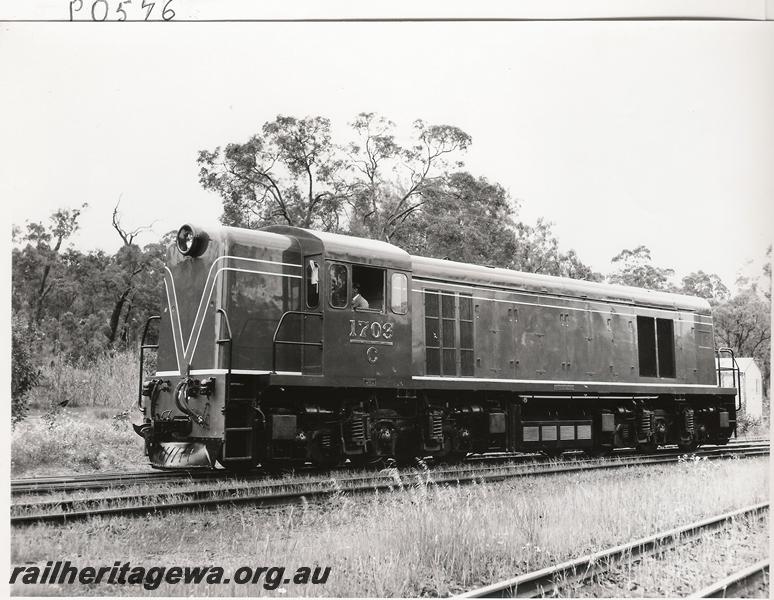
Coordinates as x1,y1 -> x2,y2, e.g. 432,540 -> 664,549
176,224 -> 209,258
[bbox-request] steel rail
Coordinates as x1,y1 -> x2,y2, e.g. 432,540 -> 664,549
12,439 -> 768,496
687,560 -> 770,598
458,503 -> 770,598
11,444 -> 768,527
10,469 -> 229,495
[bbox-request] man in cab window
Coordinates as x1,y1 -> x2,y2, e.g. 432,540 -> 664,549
352,284 -> 370,309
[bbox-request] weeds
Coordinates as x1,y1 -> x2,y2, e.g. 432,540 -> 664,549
11,408 -> 144,476
26,349 -> 140,410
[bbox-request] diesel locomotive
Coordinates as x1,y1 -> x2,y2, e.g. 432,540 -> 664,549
134,224 -> 739,469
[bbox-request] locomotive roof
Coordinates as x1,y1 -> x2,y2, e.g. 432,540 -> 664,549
262,226 -> 412,269
221,225 -> 708,314
411,255 -> 712,314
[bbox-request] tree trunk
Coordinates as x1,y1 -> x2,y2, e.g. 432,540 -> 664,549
108,289 -> 132,343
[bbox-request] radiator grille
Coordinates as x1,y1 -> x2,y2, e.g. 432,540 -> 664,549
523,426 -> 539,442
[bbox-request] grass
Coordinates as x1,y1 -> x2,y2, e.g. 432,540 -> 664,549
11,406 -> 145,478
12,348 -> 150,477
10,456 -> 769,597
25,350 -> 141,410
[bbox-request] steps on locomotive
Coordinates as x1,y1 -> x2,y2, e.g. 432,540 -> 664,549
222,376 -> 259,463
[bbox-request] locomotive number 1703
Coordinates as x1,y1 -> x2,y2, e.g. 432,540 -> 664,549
348,319 -> 394,341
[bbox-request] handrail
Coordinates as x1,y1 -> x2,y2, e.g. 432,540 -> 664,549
216,308 -> 233,382
271,310 -> 323,374
715,347 -> 742,411
138,316 -> 161,408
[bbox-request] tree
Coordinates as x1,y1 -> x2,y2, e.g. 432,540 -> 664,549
12,205 -> 86,325
12,205 -> 168,363
390,171 -> 518,266
680,271 -> 730,304
112,198 -> 156,245
713,247 -> 772,399
608,245 -> 675,290
762,244 -> 771,302
107,203 -> 165,345
198,115 -> 349,231
714,290 -> 770,357
345,113 -> 471,242
198,112 -> 472,240
512,218 -> 601,280
714,289 -> 771,396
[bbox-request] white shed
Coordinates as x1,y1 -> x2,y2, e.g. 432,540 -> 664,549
715,357 -> 764,419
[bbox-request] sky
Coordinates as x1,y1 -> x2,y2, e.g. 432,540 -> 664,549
2,19 -> 773,290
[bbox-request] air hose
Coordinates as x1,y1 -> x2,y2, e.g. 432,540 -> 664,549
175,379 -> 205,425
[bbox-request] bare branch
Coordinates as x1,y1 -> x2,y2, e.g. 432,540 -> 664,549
112,197 -> 157,246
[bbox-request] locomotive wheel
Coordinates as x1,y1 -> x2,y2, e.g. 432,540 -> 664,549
348,454 -> 388,470
541,448 -> 565,459
677,437 -> 700,452
584,445 -> 613,458
261,459 -> 296,476
217,446 -> 257,472
309,431 -> 341,469
222,459 -> 256,473
435,432 -> 464,464
638,440 -> 658,454
436,452 -> 464,465
397,455 -> 426,468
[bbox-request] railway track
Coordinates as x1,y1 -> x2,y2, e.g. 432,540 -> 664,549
459,502 -> 770,598
688,560 -> 770,598
11,438 -> 768,496
11,441 -> 768,527
10,467 -> 227,496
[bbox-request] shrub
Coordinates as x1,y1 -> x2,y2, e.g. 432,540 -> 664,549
736,412 -> 763,435
11,317 -> 41,424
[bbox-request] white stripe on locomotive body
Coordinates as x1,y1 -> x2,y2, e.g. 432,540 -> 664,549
162,276 -> 185,373
164,267 -> 185,350
413,375 -> 717,389
412,276 -> 711,316
184,255 -> 302,354
411,280 -> 714,325
156,369 -> 303,377
154,368 -> 720,390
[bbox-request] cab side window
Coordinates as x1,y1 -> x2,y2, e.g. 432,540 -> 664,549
306,258 -> 320,308
390,272 -> 408,314
329,263 -> 348,308
352,265 -> 385,311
